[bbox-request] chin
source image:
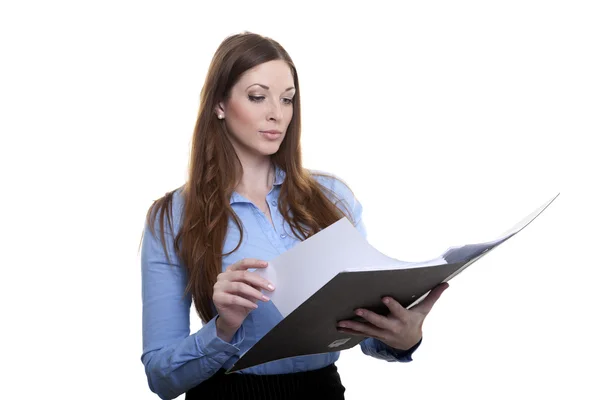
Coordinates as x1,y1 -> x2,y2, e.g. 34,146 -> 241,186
256,145 -> 282,156
254,140 -> 284,156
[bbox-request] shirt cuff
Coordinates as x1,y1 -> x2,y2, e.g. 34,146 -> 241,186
362,337 -> 422,362
194,316 -> 245,363
384,337 -> 422,362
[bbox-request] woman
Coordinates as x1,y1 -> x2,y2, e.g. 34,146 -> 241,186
140,31 -> 448,400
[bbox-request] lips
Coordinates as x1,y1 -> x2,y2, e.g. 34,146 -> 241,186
260,130 -> 283,140
260,130 -> 282,135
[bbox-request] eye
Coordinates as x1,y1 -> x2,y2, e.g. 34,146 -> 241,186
248,95 -> 265,103
282,98 -> 293,105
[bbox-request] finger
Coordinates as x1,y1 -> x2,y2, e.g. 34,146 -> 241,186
227,258 -> 268,272
381,296 -> 410,321
227,270 -> 275,292
336,327 -> 368,337
213,291 -> 259,310
413,282 -> 449,315
354,308 -> 394,331
337,320 -> 386,340
223,281 -> 271,302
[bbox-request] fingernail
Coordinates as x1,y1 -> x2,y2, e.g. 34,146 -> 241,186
262,295 -> 270,301
267,284 -> 275,291
355,310 -> 363,316
383,298 -> 390,304
338,322 -> 347,328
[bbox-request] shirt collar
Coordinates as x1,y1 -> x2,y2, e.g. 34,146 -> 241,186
229,163 -> 286,204
273,163 -> 286,186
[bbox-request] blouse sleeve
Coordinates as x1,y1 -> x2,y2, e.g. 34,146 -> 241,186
140,199 -> 245,399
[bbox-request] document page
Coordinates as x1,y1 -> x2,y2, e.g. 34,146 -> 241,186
256,193 -> 559,318
255,217 -> 407,317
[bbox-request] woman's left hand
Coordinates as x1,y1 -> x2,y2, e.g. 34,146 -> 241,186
336,283 -> 449,350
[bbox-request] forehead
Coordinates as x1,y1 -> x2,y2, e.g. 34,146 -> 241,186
235,60 -> 294,90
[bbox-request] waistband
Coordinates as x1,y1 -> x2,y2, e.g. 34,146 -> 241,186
185,363 -> 345,400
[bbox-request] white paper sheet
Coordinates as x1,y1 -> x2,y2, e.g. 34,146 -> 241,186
255,217 -> 446,318
255,193 -> 560,318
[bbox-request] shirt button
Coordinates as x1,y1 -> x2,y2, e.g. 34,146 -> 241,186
280,234 -> 287,239
271,200 -> 277,206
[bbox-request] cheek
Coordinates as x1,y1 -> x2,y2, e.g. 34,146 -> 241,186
284,107 -> 294,126
228,99 -> 258,129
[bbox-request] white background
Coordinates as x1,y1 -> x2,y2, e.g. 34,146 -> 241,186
1,1 -> 598,399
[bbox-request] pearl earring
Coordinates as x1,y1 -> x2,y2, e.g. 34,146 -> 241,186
218,114 -> 224,119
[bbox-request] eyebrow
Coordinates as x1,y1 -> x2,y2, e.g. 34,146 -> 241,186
247,83 -> 296,92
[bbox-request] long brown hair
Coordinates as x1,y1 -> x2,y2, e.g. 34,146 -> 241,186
143,32 -> 355,324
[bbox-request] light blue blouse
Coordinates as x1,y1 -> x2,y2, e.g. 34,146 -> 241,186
140,166 -> 420,399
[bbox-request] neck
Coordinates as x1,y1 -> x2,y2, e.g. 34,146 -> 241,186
235,156 -> 275,198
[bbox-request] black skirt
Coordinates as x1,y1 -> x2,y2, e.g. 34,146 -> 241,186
185,363 -> 345,400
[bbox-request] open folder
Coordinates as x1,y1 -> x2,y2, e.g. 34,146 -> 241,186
226,193 -> 560,373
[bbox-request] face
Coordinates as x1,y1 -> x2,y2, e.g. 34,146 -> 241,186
216,60 -> 295,162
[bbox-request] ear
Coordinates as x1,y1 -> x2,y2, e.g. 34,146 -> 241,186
214,102 -> 226,118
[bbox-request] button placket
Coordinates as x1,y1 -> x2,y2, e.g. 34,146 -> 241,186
266,193 -> 289,253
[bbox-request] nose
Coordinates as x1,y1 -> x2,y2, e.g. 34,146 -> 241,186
267,99 -> 283,121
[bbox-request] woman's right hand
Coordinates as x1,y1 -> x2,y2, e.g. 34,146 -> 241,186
212,258 -> 275,341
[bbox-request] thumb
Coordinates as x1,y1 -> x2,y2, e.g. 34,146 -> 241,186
414,282 -> 449,315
